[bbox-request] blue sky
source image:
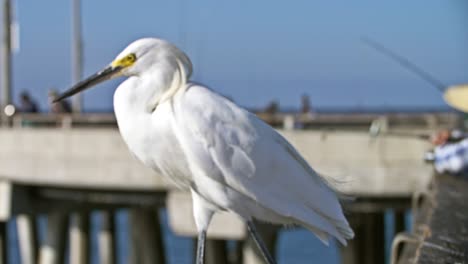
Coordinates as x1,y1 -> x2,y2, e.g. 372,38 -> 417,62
2,1 -> 468,112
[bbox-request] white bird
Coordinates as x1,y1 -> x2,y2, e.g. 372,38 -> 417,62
55,38 -> 354,264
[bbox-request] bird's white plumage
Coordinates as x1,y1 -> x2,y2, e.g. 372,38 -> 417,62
113,38 -> 354,246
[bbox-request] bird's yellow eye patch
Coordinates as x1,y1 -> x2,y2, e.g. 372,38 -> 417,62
112,53 -> 137,68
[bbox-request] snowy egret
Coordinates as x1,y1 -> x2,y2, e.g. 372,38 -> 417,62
54,38 -> 354,264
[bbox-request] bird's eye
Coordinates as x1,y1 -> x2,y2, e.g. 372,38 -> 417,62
112,53 -> 137,68
126,54 -> 136,62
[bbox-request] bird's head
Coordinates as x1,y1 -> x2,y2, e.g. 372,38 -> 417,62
53,38 -> 192,103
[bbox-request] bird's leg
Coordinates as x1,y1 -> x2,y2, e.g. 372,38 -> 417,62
191,189 -> 214,264
196,230 -> 207,264
247,221 -> 277,264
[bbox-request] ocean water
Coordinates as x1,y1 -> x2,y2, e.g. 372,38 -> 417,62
6,210 -> 408,264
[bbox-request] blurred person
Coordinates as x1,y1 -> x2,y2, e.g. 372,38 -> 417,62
430,129 -> 468,174
48,89 -> 72,113
430,130 -> 451,146
260,100 -> 280,126
264,100 -> 279,115
18,91 -> 39,113
300,94 -> 312,114
430,129 -> 466,146
296,94 -> 315,129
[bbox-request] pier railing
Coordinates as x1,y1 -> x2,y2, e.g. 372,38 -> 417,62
5,110 -> 460,129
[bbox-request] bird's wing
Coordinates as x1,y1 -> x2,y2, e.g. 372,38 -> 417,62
172,85 -> 256,187
173,85 -> 353,244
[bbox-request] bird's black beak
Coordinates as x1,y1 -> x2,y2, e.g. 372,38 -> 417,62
53,65 -> 123,103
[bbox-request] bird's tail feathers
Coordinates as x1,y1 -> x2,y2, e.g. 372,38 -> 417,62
294,207 -> 354,246
318,172 -> 355,202
304,221 -> 353,246
306,225 -> 331,246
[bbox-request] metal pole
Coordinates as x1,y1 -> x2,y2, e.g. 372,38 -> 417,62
1,0 -> 12,126
71,0 -> 82,113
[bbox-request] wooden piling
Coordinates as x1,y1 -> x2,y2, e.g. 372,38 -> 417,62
0,222 -> 7,264
231,240 -> 243,264
39,213 -> 68,264
129,208 -> 166,264
242,221 -> 278,264
392,210 -> 406,260
69,212 -> 90,264
340,212 -> 386,264
394,210 -> 406,234
17,215 -> 38,264
340,236 -> 361,264
370,212 -> 385,264
352,212 -> 385,264
203,239 -> 228,264
339,213 -> 361,264
98,211 -> 116,264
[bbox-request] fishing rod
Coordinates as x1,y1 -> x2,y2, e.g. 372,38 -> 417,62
361,37 -> 447,93
362,37 -> 468,112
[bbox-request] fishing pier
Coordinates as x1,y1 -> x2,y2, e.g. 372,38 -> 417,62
0,111 -> 460,264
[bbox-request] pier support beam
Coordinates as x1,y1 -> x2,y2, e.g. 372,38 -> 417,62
17,215 -> 38,264
393,210 -> 406,260
362,212 -> 385,264
202,239 -> 228,264
69,212 -> 90,264
394,210 -> 406,234
39,213 -> 68,264
129,208 -> 166,264
339,214 -> 360,264
341,212 -> 385,264
0,222 -> 7,264
98,211 -> 116,264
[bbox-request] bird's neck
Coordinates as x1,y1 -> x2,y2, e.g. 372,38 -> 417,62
141,61 -> 189,112
115,66 -> 187,116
